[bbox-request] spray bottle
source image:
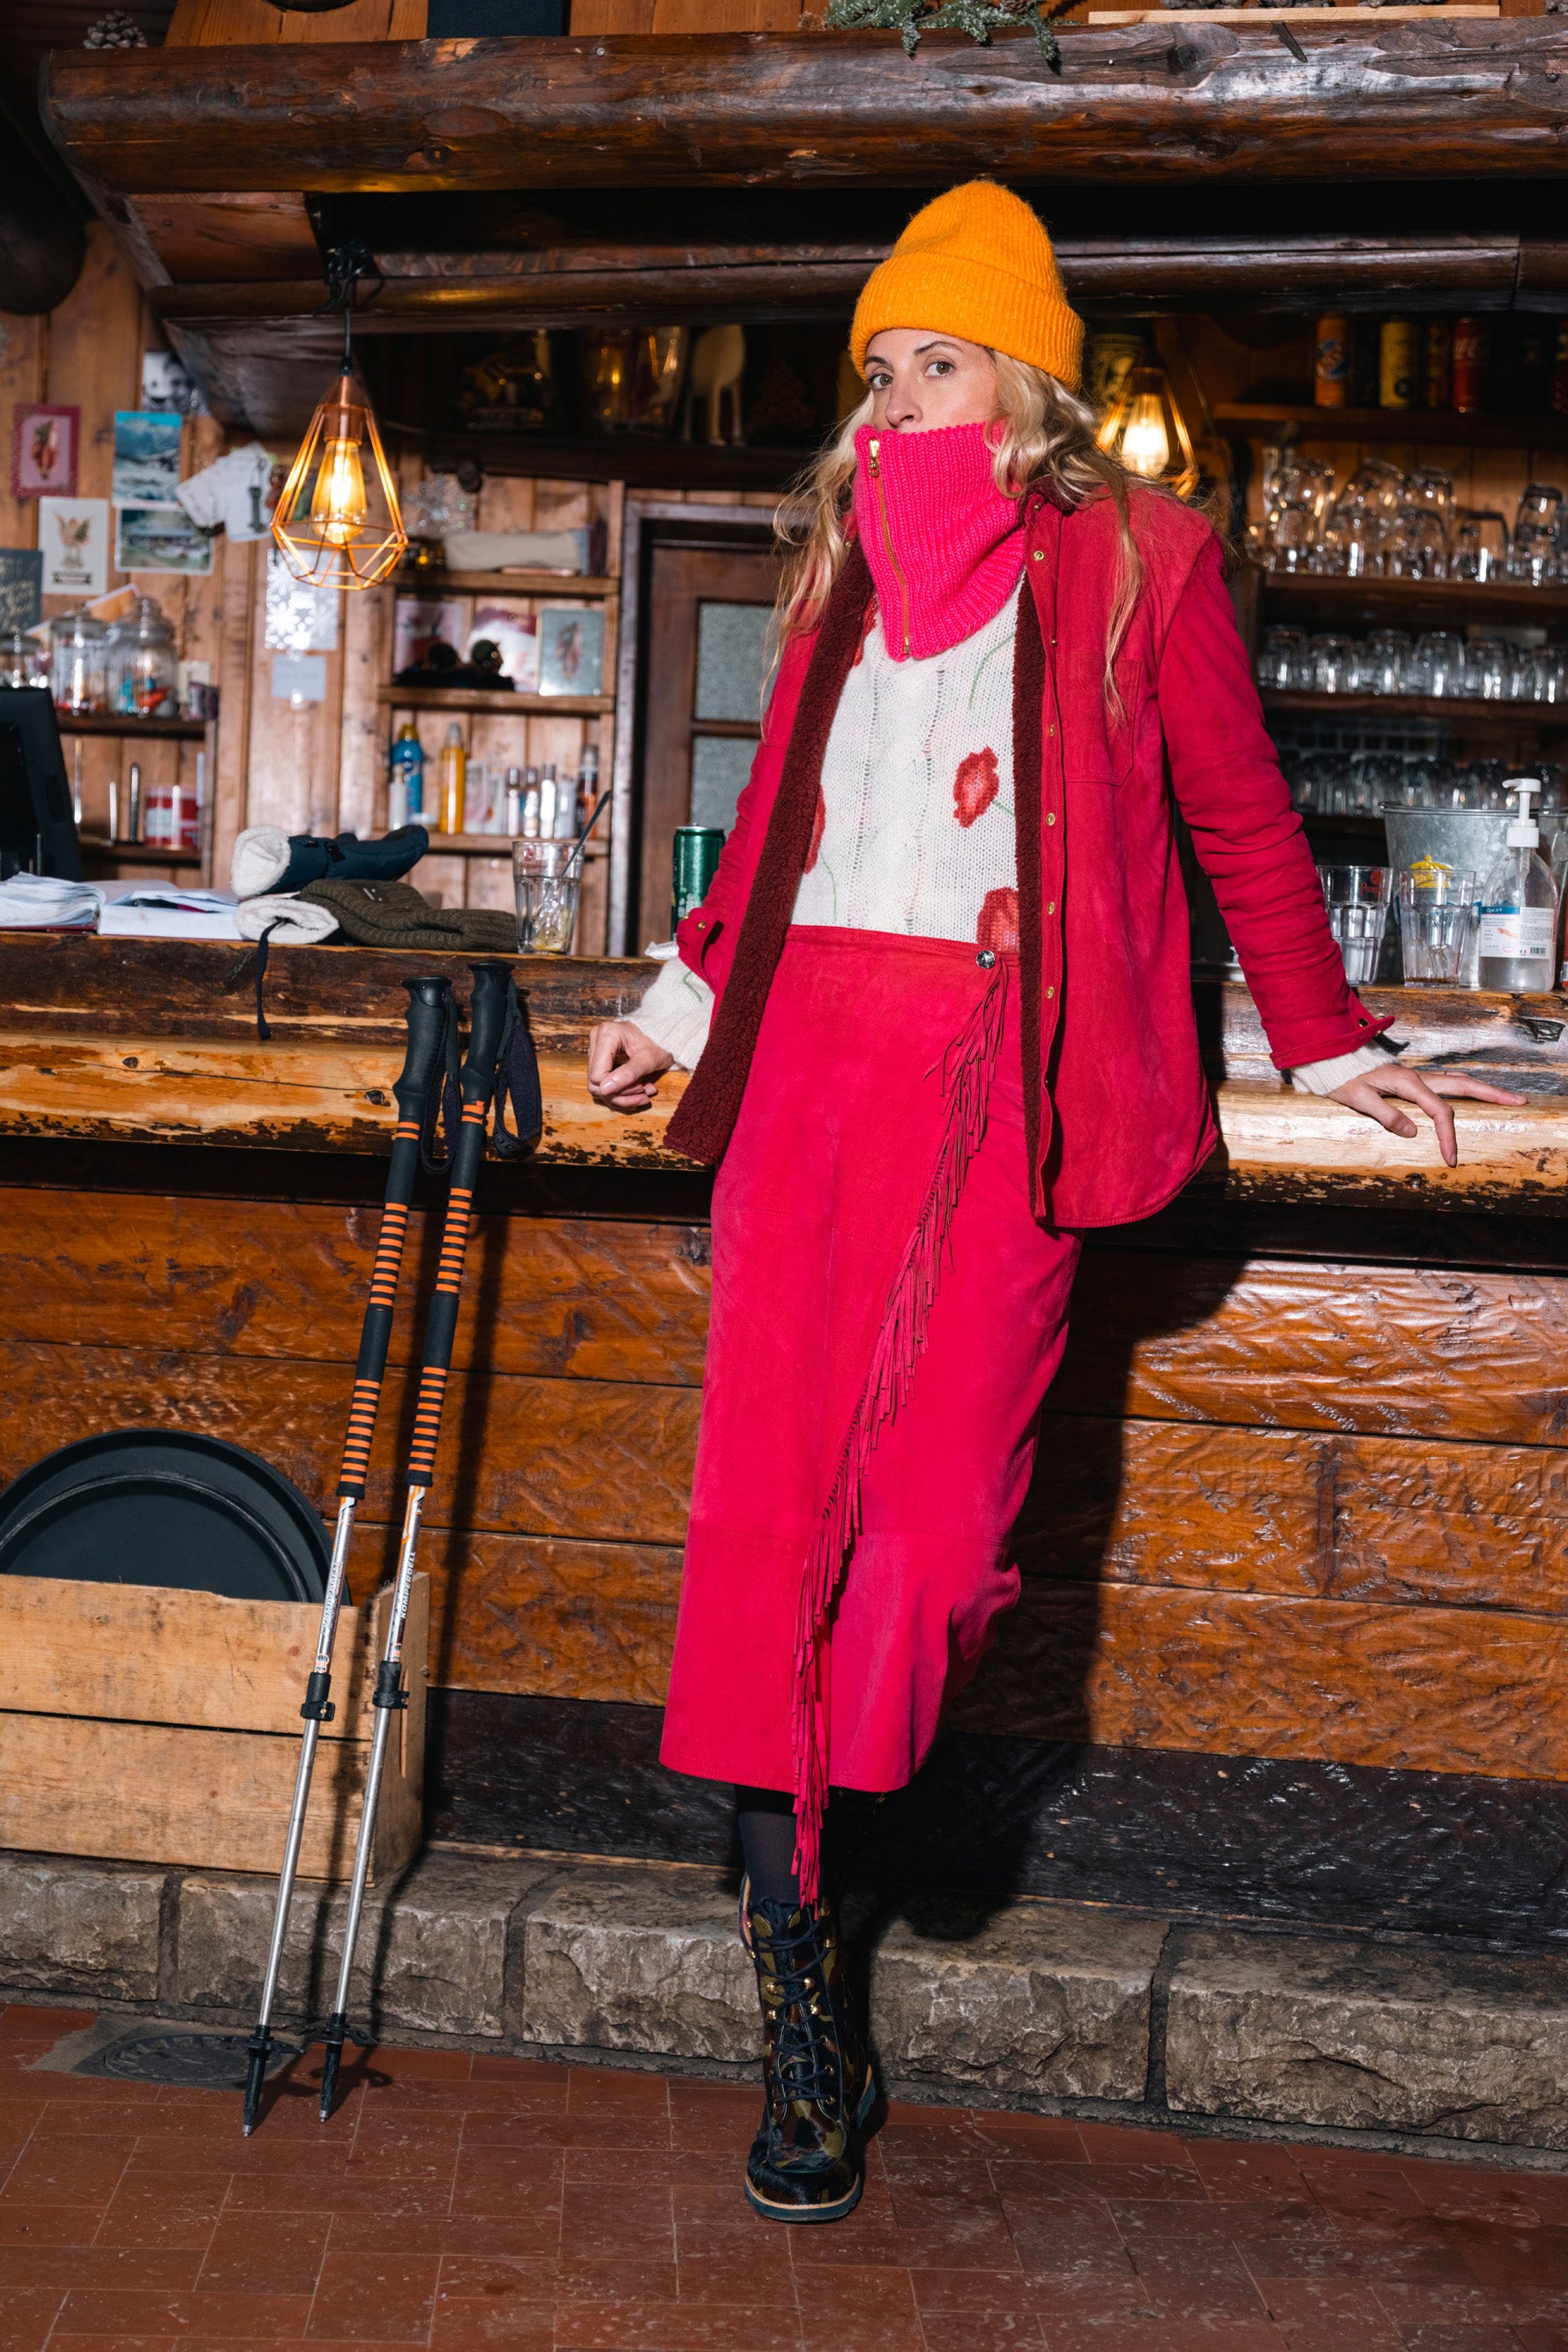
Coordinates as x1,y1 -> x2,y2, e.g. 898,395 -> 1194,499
1478,777 -> 1558,993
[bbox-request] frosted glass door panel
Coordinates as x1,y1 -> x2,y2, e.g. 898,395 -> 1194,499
694,602 -> 770,722
691,735 -> 757,835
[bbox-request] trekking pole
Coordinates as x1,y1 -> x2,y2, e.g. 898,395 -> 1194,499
316,959 -> 514,2123
241,974 -> 457,2137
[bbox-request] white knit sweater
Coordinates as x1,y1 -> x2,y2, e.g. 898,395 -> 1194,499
633,595 -> 1385,1097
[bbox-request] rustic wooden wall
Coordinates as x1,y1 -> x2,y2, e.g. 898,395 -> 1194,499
4,1176 -> 1564,1796
1,222 -> 231,868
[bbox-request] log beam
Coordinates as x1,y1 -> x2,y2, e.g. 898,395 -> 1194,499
41,25 -> 1568,200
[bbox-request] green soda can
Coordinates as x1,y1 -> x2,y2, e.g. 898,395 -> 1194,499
672,825 -> 725,933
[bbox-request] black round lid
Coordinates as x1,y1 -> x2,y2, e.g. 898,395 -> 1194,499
0,1430 -> 330,1603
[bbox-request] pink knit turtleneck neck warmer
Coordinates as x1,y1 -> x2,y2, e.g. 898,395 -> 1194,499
852,419 -> 1027,663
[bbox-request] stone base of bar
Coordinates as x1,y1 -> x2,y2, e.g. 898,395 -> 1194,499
7,1845 -> 1568,2155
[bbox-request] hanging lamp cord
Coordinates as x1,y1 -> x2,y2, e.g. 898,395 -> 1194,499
317,239 -> 385,372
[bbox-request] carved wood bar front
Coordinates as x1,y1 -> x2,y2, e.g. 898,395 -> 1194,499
0,938 -> 1563,1940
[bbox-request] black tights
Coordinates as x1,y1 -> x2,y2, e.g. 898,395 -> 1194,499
735,1784 -> 801,1907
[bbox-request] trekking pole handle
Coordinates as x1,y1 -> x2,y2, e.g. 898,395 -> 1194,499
393,975 -> 454,1124
458,959 -> 511,1112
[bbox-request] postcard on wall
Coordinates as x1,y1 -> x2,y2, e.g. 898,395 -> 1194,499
141,349 -> 206,418
0,550 -> 42,634
469,601 -> 539,692
537,606 -> 604,698
393,595 -> 464,676
116,504 -> 214,578
265,545 -> 339,653
111,410 -> 183,506
38,497 -> 108,597
11,405 -> 78,501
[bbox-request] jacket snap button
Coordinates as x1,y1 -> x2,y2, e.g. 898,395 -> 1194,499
1031,549 -> 1044,561
976,949 -> 997,969
1046,984 -> 1056,998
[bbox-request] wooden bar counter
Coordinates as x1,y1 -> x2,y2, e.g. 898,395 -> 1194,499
2,933 -> 1566,1949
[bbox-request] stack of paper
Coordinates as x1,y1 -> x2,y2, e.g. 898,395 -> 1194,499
99,884 -> 241,942
0,874 -> 103,930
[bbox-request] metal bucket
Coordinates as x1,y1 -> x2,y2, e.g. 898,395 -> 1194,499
1381,806 -> 1568,987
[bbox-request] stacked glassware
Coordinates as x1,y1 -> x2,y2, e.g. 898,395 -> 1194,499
1255,456 -> 1568,586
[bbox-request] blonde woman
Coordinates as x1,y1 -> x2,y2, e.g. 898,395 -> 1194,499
586,183 -> 1517,2224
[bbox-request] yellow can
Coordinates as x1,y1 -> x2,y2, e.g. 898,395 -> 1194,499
1379,318 -> 1418,410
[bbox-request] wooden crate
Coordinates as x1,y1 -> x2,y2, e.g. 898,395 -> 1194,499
0,1572 -> 427,1882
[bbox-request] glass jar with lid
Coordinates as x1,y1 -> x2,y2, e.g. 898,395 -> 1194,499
108,594 -> 176,720
0,630 -> 46,691
50,611 -> 108,716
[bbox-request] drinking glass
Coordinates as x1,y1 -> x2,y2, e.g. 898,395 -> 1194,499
1360,630 -> 1414,696
1397,866 -> 1479,985
1270,498 -> 1318,574
1467,638 -> 1513,701
1510,484 -> 1564,586
1311,633 -> 1357,694
1409,631 -> 1467,698
1383,506 -> 1449,580
1518,646 -> 1568,704
1318,866 -> 1393,986
1342,458 -> 1406,520
1405,466 -> 1457,544
1256,624 -> 1311,691
512,839 -> 583,952
1451,510 -> 1508,585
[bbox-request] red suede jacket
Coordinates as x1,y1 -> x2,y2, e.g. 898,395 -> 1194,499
667,486 -> 1389,1228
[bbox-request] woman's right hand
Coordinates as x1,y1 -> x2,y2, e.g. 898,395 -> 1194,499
586,1019 -> 675,1113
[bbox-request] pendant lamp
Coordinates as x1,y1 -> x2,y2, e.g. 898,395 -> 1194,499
1094,360 -> 1199,502
272,243 -> 407,592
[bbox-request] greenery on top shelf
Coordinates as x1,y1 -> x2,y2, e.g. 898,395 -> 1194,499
825,0 -> 1065,67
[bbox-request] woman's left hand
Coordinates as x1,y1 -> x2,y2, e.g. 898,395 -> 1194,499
1328,1064 -> 1527,1168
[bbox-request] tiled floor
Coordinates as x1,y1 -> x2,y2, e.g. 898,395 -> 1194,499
5,2005 -> 1568,2352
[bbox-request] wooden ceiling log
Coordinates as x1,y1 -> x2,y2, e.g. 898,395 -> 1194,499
42,24 -> 1568,198
149,233 -> 1543,331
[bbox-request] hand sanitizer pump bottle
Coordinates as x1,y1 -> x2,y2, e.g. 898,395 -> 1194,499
1478,778 -> 1558,993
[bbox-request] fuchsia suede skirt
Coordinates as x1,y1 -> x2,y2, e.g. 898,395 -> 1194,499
659,927 -> 1082,1897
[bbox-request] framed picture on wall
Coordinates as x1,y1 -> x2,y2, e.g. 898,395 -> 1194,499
11,405 -> 79,501
38,497 -> 108,596
115,504 -> 214,577
538,607 -> 604,698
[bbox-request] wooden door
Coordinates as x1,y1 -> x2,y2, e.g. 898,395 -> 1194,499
635,540 -> 779,948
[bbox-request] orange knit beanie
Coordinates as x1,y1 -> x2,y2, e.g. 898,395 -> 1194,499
849,182 -> 1083,395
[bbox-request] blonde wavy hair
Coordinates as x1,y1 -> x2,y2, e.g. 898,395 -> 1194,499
774,353 -> 1146,708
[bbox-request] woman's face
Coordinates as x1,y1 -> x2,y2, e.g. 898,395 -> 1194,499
862,330 -> 998,433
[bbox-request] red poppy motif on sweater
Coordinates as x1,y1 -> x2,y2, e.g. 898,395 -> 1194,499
804,785 -> 827,873
953,748 -> 1000,828
977,886 -> 1019,956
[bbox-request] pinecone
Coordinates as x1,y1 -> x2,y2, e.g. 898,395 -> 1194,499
84,11 -> 148,47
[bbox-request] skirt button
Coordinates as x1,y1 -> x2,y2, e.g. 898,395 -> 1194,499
976,949 -> 997,968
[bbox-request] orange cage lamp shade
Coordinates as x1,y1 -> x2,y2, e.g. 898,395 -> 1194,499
271,373 -> 407,591
1094,362 -> 1200,503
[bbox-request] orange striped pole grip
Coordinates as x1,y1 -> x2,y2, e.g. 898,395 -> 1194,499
400,962 -> 512,1495
336,980 -> 454,1503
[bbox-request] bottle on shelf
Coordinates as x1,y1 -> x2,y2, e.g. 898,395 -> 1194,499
540,763 -> 560,839
522,767 -> 541,838
1554,323 -> 1568,421
127,762 -> 143,845
1452,317 -> 1488,415
575,743 -> 600,834
1422,320 -> 1451,413
1313,317 -> 1350,410
504,766 -> 523,837
1478,780 -> 1558,993
437,723 -> 466,836
1378,319 -> 1417,411
390,721 -> 424,822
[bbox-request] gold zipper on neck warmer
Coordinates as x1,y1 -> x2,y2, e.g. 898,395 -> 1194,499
866,437 -> 911,659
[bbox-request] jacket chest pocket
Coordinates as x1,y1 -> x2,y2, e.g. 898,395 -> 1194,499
1062,655 -> 1145,788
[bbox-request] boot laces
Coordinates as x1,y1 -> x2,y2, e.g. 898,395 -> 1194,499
762,1912 -> 842,2108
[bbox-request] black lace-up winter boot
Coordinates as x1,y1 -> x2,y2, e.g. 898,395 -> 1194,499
739,1879 -> 874,2223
